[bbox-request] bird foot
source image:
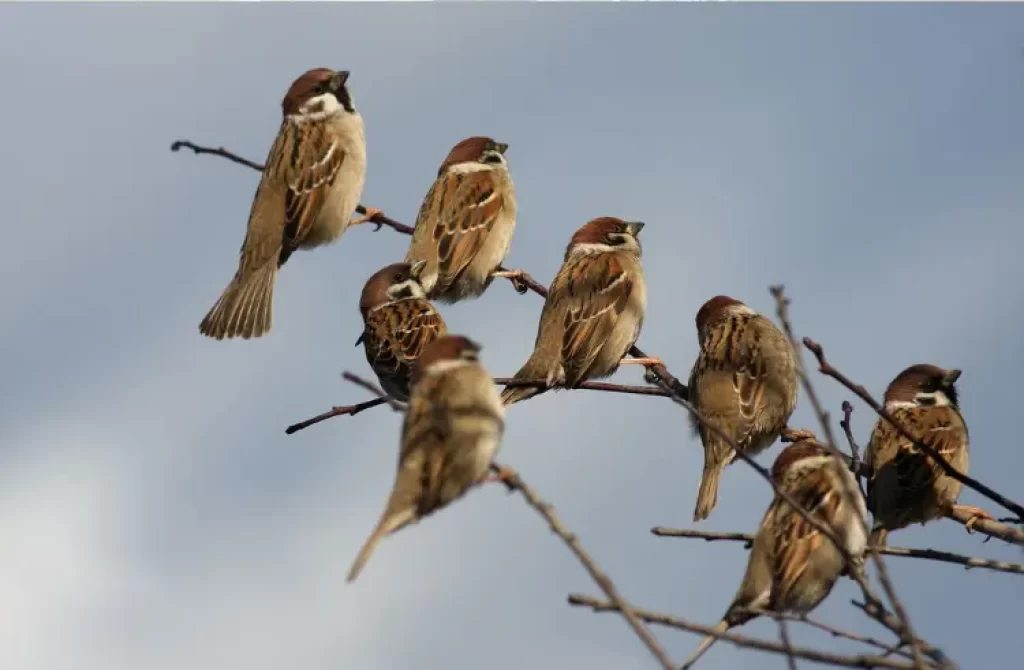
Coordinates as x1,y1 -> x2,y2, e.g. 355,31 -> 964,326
491,268 -> 529,294
350,206 -> 385,229
954,504 -> 996,533
480,464 -> 517,486
781,427 -> 817,443
619,356 -> 665,369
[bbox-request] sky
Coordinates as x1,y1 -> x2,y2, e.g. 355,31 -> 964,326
2,4 -> 1024,670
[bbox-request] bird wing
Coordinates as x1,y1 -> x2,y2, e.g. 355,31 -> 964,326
408,169 -> 505,291
557,252 -> 634,386
362,300 -> 448,385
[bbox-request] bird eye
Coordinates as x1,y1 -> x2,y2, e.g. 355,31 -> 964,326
481,152 -> 503,164
395,273 -> 406,282
314,83 -> 327,95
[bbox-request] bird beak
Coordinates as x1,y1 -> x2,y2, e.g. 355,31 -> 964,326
495,142 -> 509,154
409,259 -> 427,280
334,70 -> 350,88
354,332 -> 365,346
943,369 -> 962,386
627,221 -> 645,237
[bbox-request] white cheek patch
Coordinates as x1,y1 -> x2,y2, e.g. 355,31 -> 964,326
287,92 -> 343,123
568,242 -> 618,257
448,162 -> 494,175
914,390 -> 952,407
387,279 -> 426,301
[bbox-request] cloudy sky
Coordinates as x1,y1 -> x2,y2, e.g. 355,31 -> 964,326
2,4 -> 1023,670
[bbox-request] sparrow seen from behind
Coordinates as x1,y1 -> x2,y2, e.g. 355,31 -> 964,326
357,260 -> 448,401
346,335 -> 507,583
865,364 -> 992,546
404,136 -> 521,304
200,67 -> 382,340
682,439 -> 868,669
500,217 -> 661,406
687,296 -> 799,522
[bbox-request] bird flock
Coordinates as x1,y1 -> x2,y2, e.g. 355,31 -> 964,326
197,67 -> 995,665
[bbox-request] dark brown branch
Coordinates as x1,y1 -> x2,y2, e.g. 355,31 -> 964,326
170,138 -> 689,397
284,397 -> 391,435
651,527 -> 1024,576
494,378 -> 671,398
341,372 -> 403,411
493,466 -> 676,669
567,594 -> 921,670
840,401 -> 863,476
286,376 -> 672,434
803,337 -> 1024,521
771,286 -> 928,669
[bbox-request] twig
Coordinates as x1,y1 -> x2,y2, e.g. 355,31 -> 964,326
762,611 -> 914,661
651,527 -> 1024,576
286,377 -> 672,434
494,466 -> 676,670
567,594 -> 920,670
771,286 -> 927,670
803,336 -> 1024,520
840,401 -> 862,472
284,397 -> 391,435
494,378 -> 672,398
341,372 -> 403,411
778,618 -> 799,670
170,138 -> 690,398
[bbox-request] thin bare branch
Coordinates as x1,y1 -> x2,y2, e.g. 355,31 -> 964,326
340,372 -> 403,411
494,467 -> 676,670
284,398 -> 392,435
567,594 -> 922,670
651,527 -> 1024,576
770,286 -> 926,669
946,508 -> 1024,547
803,336 -> 1024,520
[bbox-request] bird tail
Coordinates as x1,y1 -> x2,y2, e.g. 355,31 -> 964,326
693,461 -> 724,522
869,525 -> 889,548
199,261 -> 277,340
682,620 -> 729,669
500,356 -> 551,406
346,507 -> 415,583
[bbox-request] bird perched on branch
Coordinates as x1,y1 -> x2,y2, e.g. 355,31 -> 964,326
865,364 -> 993,545
356,260 -> 448,401
200,67 -> 382,340
347,335 -> 507,583
687,295 -> 799,521
682,439 -> 868,669
500,217 -> 661,406
404,136 -> 521,304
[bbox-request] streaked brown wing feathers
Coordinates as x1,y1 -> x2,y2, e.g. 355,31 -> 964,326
283,123 -> 346,250
560,254 -> 632,384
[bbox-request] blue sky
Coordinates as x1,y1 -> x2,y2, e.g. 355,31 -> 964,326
2,4 -> 1023,670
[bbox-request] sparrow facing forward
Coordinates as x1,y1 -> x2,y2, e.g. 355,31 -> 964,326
682,439 -> 868,669
865,364 -> 991,545
346,335 -> 505,583
500,217 -> 661,406
200,68 -> 381,340
403,136 -> 520,304
357,260 -> 448,401
687,296 -> 799,522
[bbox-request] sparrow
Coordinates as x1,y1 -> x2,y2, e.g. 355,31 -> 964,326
865,364 -> 992,546
356,261 -> 449,401
200,67 -> 382,340
403,136 -> 521,304
499,217 -> 661,406
346,335 -> 506,583
682,439 -> 868,669
687,295 -> 799,522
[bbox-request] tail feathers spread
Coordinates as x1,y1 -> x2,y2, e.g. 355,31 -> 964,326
346,507 -> 415,583
682,620 -> 729,669
199,262 -> 277,340
693,462 -> 723,522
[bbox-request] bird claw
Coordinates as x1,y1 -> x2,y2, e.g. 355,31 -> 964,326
350,206 -> 385,229
491,269 -> 529,294
954,504 -> 996,533
619,356 -> 665,369
480,464 -> 517,487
